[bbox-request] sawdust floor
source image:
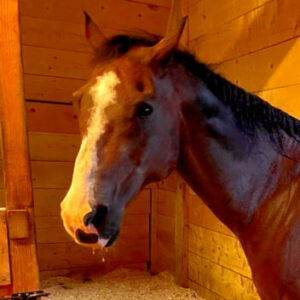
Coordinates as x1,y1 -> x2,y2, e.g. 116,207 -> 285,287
41,268 -> 205,300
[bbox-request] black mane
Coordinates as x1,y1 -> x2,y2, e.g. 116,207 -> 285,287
94,35 -> 300,145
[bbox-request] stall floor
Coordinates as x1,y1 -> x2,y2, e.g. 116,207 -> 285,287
41,268 -> 204,300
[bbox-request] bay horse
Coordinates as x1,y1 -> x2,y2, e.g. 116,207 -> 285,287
61,12 -> 300,300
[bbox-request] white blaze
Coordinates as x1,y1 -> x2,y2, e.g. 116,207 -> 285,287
61,71 -> 120,237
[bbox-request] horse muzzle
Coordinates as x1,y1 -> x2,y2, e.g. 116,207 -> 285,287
74,205 -> 120,247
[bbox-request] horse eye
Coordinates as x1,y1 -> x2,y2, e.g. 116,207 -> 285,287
136,102 -> 153,118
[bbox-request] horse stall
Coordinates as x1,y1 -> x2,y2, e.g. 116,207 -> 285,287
0,0 -> 300,299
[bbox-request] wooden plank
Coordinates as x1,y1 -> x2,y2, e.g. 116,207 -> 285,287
156,189 -> 176,217
0,285 -> 12,298
23,46 -> 92,80
188,194 -> 235,237
0,209 -> 10,286
190,0 -> 300,64
31,161 -> 73,188
20,0 -> 87,24
20,0 -> 169,36
38,239 -> 148,271
21,16 -> 91,53
33,189 -> 67,217
0,189 -> 4,207
28,132 -> 80,162
37,242 -> 106,271
215,37 -> 300,93
156,239 -> 176,273
20,14 -> 161,53
256,84 -> 300,119
189,280 -> 224,300
189,224 -> 252,278
189,253 -> 260,299
24,74 -> 85,103
7,210 -> 29,239
26,102 -> 80,134
157,214 -> 175,244
189,0 -> 272,40
124,0 -> 171,8
108,238 -> 149,268
0,0 -> 39,293
175,182 -> 189,287
150,189 -> 159,274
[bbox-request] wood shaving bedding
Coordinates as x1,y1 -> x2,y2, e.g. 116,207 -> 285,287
42,268 -> 205,300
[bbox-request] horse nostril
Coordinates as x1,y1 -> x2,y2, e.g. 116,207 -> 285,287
83,205 -> 108,228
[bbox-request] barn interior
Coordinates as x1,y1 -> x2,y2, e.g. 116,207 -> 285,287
1,0 -> 300,299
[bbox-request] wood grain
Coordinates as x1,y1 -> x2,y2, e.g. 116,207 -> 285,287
23,46 -> 92,80
24,74 -> 85,103
28,132 -> 80,162
0,209 -> 10,286
0,0 -> 39,293
175,182 -> 189,287
189,224 -> 252,277
20,0 -> 169,36
215,37 -> 300,93
189,253 -> 260,299
26,102 -> 80,134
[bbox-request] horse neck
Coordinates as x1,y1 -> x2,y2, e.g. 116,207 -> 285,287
175,71 -> 300,237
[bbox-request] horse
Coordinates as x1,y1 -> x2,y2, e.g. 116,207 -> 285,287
60,12 -> 300,300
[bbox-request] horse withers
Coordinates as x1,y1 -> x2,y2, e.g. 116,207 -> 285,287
61,13 -> 300,300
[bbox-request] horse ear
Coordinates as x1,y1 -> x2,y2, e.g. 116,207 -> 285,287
84,12 -> 106,50
146,16 -> 187,63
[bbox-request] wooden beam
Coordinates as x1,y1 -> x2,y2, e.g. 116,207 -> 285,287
150,189 -> 159,274
175,181 -> 189,287
0,208 -> 10,286
0,0 -> 39,294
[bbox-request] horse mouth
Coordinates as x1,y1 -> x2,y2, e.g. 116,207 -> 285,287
75,228 -> 119,247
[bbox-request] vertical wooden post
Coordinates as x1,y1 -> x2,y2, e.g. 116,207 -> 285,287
175,181 -> 189,287
0,0 -> 39,294
150,189 -> 159,274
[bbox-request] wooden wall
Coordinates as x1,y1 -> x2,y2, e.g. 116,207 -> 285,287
0,0 -> 172,276
150,172 -> 179,274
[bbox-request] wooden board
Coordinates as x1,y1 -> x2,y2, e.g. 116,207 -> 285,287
188,194 -> 235,237
31,161 -> 73,188
0,190 -> 4,207
0,0 -> 40,293
189,224 -> 252,277
175,182 -> 189,286
23,46 -> 92,80
257,84 -> 300,119
189,0 -> 272,40
215,37 -> 300,93
156,239 -> 176,273
0,209 -> 10,286
156,189 -> 176,217
26,102 -> 80,134
24,74 -> 85,103
20,0 -> 169,36
157,214 -> 175,244
189,0 -> 300,63
189,253 -> 260,299
21,16 -> 91,53
28,132 -> 80,162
